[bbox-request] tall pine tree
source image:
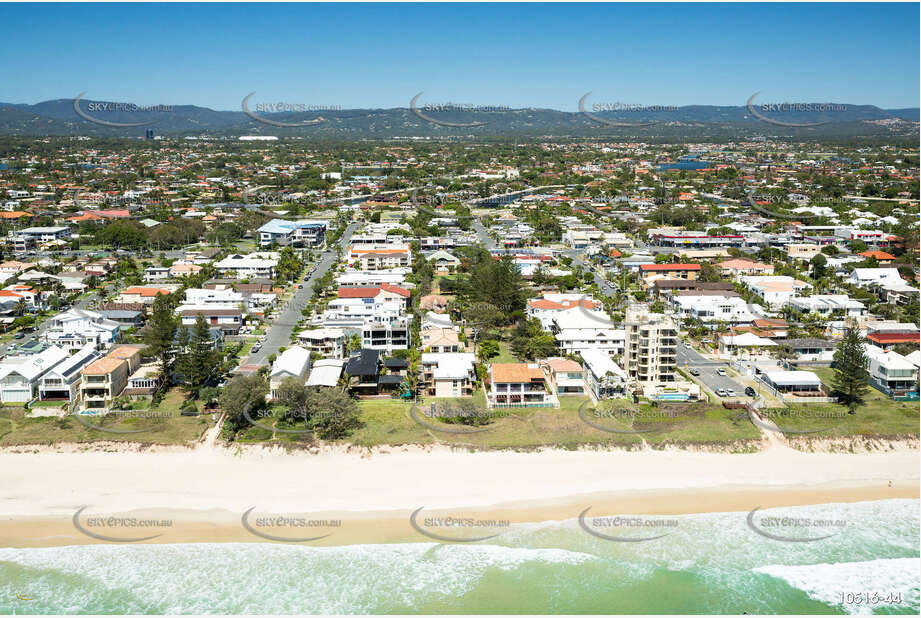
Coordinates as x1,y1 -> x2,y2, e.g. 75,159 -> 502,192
832,327 -> 869,414
182,315 -> 218,393
144,294 -> 178,379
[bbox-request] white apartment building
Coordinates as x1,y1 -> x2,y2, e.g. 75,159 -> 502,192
362,315 -> 411,352
623,304 -> 678,385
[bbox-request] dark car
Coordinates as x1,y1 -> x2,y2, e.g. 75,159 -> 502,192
745,386 -> 756,397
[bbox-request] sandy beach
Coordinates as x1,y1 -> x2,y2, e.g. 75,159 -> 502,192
0,442 -> 917,547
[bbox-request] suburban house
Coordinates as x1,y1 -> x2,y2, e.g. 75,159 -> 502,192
43,308 -> 120,349
427,250 -> 461,274
419,353 -> 476,398
269,346 -> 312,399
865,322 -> 920,350
759,370 -> 823,396
348,245 -> 412,270
785,338 -> 837,363
639,263 -> 701,287
849,268 -> 905,289
80,345 -> 142,411
0,345 -> 69,403
336,284 -> 411,310
179,306 -> 243,335
670,293 -> 756,325
118,286 -> 174,306
344,348 -> 383,395
580,348 -> 629,402
419,294 -> 449,312
296,328 -> 346,359
717,332 -> 777,357
864,345 -> 919,400
786,295 -> 867,319
541,358 -> 585,396
257,219 -> 327,247
741,276 -> 811,308
37,345 -> 101,402
717,258 -> 774,278
306,358 -> 345,388
487,362 -> 557,408
214,252 -> 279,279
421,327 -> 462,353
527,293 -> 604,330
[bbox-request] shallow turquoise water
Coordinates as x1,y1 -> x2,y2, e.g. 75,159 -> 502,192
1,500 -> 917,614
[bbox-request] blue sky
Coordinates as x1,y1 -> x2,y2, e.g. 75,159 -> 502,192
1,3 -> 917,110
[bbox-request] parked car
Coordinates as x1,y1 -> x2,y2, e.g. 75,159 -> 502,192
726,388 -> 736,397
13,333 -> 24,339
745,386 -> 756,397
716,388 -> 728,397
689,368 -> 700,376
716,368 -> 727,376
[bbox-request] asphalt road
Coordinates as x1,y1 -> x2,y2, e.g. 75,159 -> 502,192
565,250 -> 618,297
676,344 -> 749,397
471,220 -> 498,251
244,223 -> 358,366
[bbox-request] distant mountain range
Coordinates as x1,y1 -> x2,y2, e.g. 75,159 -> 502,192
0,97 -> 917,139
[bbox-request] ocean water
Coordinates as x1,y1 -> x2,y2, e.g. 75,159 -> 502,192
1,500 -> 917,614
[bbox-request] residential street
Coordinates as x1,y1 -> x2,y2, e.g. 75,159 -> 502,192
676,343 -> 748,396
471,219 -> 497,251
565,250 -> 618,297
243,223 -> 358,367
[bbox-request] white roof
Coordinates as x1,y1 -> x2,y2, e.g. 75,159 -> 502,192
763,370 -> 821,386
721,332 -> 777,347
420,353 -> 475,380
270,346 -> 311,378
906,350 -> 921,369
306,359 -> 345,387
0,345 -> 69,382
551,306 -> 613,330
580,348 -> 628,381
864,345 -> 916,371
297,328 -> 345,340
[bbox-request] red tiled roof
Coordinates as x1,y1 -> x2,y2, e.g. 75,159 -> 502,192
867,332 -> 919,344
640,263 -> 702,272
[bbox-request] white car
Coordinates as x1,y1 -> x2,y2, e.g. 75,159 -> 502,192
726,388 -> 736,397
716,368 -> 727,376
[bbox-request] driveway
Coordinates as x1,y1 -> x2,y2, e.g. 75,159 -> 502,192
243,223 -> 358,367
676,344 -> 749,397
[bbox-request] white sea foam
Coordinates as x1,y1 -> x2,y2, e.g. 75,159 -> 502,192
754,557 -> 921,614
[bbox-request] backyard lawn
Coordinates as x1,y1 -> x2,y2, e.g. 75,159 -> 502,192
762,367 -> 919,441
